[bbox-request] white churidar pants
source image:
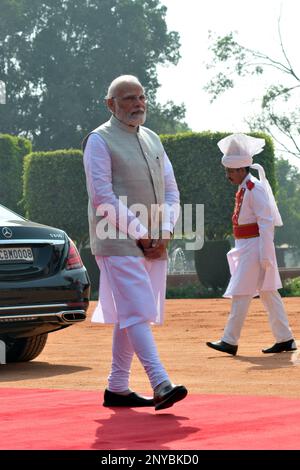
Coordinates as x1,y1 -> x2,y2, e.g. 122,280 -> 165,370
108,322 -> 169,392
222,290 -> 293,346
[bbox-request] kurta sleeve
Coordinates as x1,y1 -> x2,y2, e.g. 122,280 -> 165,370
162,151 -> 180,233
250,185 -> 275,264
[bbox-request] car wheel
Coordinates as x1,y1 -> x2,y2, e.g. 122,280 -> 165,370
5,334 -> 48,362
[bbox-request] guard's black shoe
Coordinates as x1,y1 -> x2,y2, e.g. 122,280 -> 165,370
262,339 -> 297,354
154,383 -> 188,411
103,389 -> 154,407
206,340 -> 238,356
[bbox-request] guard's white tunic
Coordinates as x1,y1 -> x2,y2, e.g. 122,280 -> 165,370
224,174 -> 282,298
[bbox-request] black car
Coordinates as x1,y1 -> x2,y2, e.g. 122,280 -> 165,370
0,204 -> 90,362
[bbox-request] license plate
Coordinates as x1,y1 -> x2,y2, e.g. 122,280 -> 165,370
0,247 -> 34,263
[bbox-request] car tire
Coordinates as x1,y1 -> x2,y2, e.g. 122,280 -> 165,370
5,333 -> 48,362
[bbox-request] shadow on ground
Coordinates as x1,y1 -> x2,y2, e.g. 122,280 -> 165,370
234,352 -> 297,370
92,409 -> 199,450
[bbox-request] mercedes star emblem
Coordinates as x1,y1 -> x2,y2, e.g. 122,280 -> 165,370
2,227 -> 13,239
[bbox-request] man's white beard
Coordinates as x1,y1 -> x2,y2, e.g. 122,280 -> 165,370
129,111 -> 146,126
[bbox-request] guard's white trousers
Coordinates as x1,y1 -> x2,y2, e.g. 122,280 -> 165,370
108,321 -> 169,392
222,290 -> 293,346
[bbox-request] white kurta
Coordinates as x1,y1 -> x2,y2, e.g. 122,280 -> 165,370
93,256 -> 167,328
224,174 -> 282,298
83,132 -> 180,328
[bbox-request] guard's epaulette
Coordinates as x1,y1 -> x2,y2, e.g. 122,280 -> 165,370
246,180 -> 255,190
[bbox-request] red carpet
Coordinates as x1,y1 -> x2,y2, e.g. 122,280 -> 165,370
0,388 -> 300,450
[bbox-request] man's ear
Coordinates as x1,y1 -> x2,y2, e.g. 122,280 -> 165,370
106,98 -> 114,113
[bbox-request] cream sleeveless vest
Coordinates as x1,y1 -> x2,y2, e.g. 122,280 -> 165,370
83,115 -> 165,256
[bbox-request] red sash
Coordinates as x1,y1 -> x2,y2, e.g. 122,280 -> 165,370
233,223 -> 259,239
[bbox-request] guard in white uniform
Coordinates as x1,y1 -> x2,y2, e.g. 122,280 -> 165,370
83,75 -> 187,410
207,134 -> 297,356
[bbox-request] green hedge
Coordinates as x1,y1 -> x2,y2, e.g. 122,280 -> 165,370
166,283 -> 223,299
161,131 -> 276,240
23,149 -> 88,245
0,134 -> 32,213
279,277 -> 300,297
194,239 -> 231,290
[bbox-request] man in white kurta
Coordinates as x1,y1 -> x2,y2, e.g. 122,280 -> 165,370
83,75 -> 187,410
207,133 -> 297,356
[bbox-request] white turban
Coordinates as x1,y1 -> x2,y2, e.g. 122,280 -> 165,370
217,133 -> 283,227
218,133 -> 265,168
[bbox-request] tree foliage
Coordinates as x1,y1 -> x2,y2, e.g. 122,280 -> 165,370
274,158 -> 300,248
205,21 -> 300,158
147,100 -> 189,135
0,0 -> 187,149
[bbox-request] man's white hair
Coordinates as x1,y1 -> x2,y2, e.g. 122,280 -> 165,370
106,75 -> 143,99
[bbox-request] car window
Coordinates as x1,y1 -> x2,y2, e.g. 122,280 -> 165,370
0,205 -> 24,222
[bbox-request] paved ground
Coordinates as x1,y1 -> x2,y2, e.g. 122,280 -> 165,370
0,298 -> 299,398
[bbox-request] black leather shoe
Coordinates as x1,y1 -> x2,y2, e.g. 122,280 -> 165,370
154,383 -> 188,411
103,389 -> 154,407
262,339 -> 297,354
206,340 -> 238,356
